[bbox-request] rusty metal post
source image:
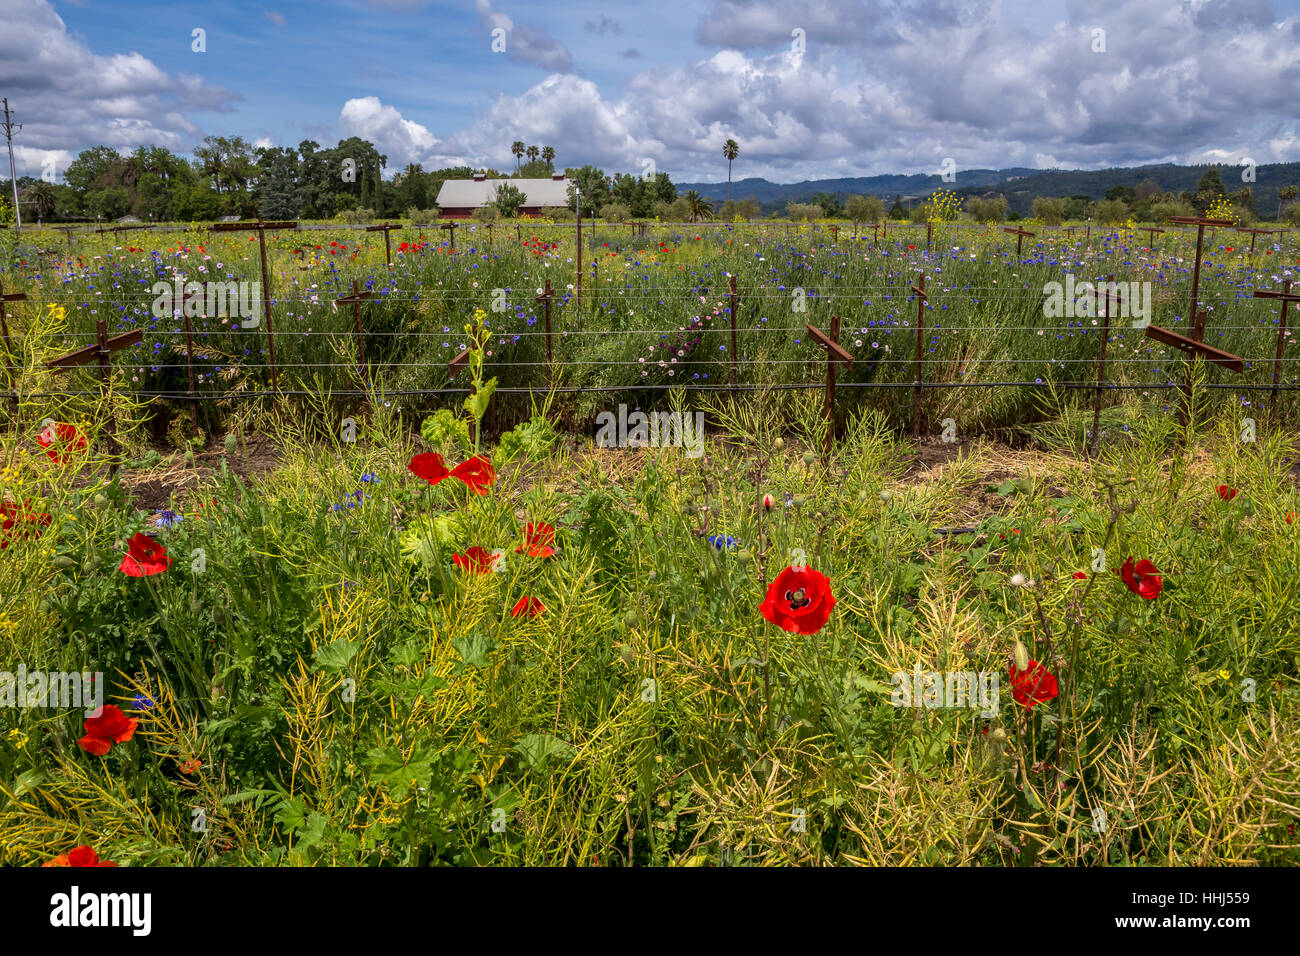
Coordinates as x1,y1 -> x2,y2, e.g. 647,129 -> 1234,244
536,279 -> 553,389
912,274 -> 927,442
729,274 -> 739,394
1252,280 -> 1299,423
0,277 -> 25,410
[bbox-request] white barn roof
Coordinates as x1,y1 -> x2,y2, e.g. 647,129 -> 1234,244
436,177 -> 570,209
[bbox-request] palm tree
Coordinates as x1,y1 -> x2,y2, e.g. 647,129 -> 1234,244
684,190 -> 714,223
1279,184 -> 1297,221
722,138 -> 739,203
526,145 -> 540,166
511,141 -> 525,173
541,145 -> 555,171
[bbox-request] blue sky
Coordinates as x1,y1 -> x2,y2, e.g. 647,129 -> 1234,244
4,0 -> 1300,184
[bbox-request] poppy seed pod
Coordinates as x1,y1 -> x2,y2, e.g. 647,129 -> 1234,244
1013,640 -> 1030,672
802,452 -> 816,465
224,433 -> 238,456
619,644 -> 635,665
773,437 -> 785,451
623,609 -> 638,628
792,495 -> 806,508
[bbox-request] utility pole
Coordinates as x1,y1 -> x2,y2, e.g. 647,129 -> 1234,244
2,99 -> 21,233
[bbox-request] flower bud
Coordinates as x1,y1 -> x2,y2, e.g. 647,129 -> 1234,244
762,493 -> 774,511
619,644 -> 635,665
1009,573 -> 1027,588
92,493 -> 107,510
623,609 -> 638,628
792,494 -> 806,508
224,433 -> 238,456
880,490 -> 892,502
1013,640 -> 1030,672
773,437 -> 785,451
802,451 -> 816,466
736,548 -> 752,564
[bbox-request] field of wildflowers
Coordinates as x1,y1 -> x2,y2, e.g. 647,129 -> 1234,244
1,221 -> 1298,866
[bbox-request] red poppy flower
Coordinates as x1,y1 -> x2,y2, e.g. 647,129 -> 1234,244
1009,660 -> 1059,710
1073,571 -> 1088,579
408,452 -> 451,485
43,846 -> 117,867
453,546 -> 500,574
118,532 -> 170,577
1288,512 -> 1296,525
1,503 -> 51,549
451,455 -> 495,495
759,566 -> 836,634
179,758 -> 202,774
511,596 -> 546,618
1118,556 -> 1162,600
517,522 -> 556,557
37,422 -> 87,464
77,704 -> 138,756
1216,484 -> 1239,501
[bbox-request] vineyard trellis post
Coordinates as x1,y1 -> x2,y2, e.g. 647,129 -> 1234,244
211,219 -> 298,391
1089,275 -> 1122,457
45,318 -> 142,474
0,277 -> 25,410
911,273 -> 927,442
805,314 -> 852,459
1236,226 -> 1275,256
365,222 -> 401,267
1140,226 -> 1164,247
179,285 -> 203,428
1004,225 -> 1035,258
536,279 -> 554,388
728,274 -> 739,394
335,279 -> 373,388
1251,279 -> 1299,422
1168,215 -> 1234,324
440,220 -> 457,252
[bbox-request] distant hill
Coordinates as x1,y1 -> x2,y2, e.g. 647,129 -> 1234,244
680,162 -> 1300,217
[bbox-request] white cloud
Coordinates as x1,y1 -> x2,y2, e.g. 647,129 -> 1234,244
0,0 -> 239,176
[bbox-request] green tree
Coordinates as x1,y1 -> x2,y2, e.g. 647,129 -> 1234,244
684,190 -> 714,222
492,182 -> 527,218
1031,196 -> 1066,225
1276,184 -> 1296,221
257,148 -> 302,220
511,141 -> 525,172
722,138 -> 739,203
565,165 -> 610,217
541,145 -> 555,170
888,194 -> 907,220
845,194 -> 884,235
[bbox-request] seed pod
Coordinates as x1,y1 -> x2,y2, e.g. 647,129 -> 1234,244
224,433 -> 238,456
736,549 -> 752,564
623,609 -> 638,628
1013,640 -> 1030,672
802,451 -> 816,466
792,494 -> 806,508
619,644 -> 635,665
92,493 -> 108,510
773,437 -> 785,451
52,555 -> 78,570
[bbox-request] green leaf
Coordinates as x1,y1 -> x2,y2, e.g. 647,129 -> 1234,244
313,635 -> 359,673
513,733 -> 575,770
452,631 -> 497,669
464,377 -> 498,422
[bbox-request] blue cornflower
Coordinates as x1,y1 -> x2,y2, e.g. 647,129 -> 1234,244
154,509 -> 182,529
707,535 -> 738,551
130,694 -> 155,711
359,473 -> 379,484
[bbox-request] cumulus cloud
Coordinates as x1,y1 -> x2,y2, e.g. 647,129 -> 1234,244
338,96 -> 440,167
474,0 -> 574,73
0,0 -> 239,177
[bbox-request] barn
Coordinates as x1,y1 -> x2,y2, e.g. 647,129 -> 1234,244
436,172 -> 570,219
